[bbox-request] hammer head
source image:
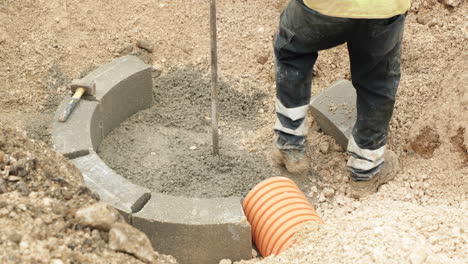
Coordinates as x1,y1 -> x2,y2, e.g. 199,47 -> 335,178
70,79 -> 96,96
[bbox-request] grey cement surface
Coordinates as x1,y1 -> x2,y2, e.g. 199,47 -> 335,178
133,193 -> 252,264
52,96 -> 101,158
310,79 -> 357,149
99,66 -> 275,198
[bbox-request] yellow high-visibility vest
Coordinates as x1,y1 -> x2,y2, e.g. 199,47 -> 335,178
303,0 -> 411,19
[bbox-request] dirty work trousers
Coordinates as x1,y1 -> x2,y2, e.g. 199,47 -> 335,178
274,0 -> 406,180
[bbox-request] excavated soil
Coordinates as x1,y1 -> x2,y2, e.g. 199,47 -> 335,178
99,67 -> 274,198
0,125 -> 176,264
0,0 -> 467,263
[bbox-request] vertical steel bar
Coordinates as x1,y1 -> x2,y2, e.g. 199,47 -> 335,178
210,0 -> 219,155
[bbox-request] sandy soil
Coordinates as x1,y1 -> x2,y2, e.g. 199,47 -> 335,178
0,0 -> 467,263
0,125 -> 177,264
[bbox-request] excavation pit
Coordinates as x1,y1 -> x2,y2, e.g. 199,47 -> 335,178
98,65 -> 273,198
51,56 -> 273,264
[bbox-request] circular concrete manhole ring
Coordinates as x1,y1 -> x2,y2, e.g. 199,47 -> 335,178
52,56 -> 252,264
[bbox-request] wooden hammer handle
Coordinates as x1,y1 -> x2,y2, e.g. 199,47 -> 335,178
58,87 -> 85,122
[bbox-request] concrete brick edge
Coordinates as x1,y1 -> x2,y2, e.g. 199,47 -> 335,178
310,79 -> 357,149
51,56 -> 253,264
133,193 -> 252,264
71,152 -> 151,223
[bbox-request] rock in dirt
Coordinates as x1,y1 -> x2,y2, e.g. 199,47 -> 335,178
251,249 -> 258,258
322,187 -> 335,198
7,175 -> 21,182
8,232 -> 22,244
109,222 -> 156,264
319,141 -> 330,154
438,0 -> 463,7
408,247 -> 429,264
15,181 -> 30,196
219,259 -> 233,264
118,43 -> 133,55
0,29 -> 8,44
136,39 -> 154,53
416,14 -> 430,25
152,63 -> 163,78
256,55 -> 268,65
75,202 -> 122,231
0,179 -> 7,194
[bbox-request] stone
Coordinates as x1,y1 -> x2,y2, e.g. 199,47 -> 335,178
319,140 -> 330,154
0,29 -> 8,44
256,56 -> 268,65
16,182 -> 30,196
318,193 -> 326,203
52,97 -> 101,158
323,187 -> 335,198
152,63 -> 163,78
251,249 -> 258,258
219,260 -> 232,264
7,176 -> 20,182
416,14 -> 430,25
109,222 -> 155,264
136,39 -> 154,53
307,185 -> 318,198
408,247 -> 428,264
50,259 -> 64,264
71,153 -> 151,222
8,232 -> 22,244
133,193 -> 252,264
75,202 -> 122,231
310,80 -> 357,149
438,0 -> 463,7
0,178 -> 7,194
117,43 -> 133,55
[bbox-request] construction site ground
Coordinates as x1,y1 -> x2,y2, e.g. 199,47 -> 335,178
0,0 -> 467,263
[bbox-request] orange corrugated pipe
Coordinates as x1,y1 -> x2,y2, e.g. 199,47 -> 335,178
243,176 -> 324,257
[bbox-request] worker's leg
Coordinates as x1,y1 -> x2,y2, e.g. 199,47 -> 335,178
346,14 -> 406,183
273,0 -> 351,171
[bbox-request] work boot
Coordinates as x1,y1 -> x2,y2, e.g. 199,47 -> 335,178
349,150 -> 399,199
272,144 -> 309,174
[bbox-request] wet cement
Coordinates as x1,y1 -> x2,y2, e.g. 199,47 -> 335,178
98,66 -> 273,198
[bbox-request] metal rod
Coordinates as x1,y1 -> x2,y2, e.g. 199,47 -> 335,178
210,0 -> 219,155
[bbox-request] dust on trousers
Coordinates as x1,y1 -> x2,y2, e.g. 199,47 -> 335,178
274,0 -> 406,180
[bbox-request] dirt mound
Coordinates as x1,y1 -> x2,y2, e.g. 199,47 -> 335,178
0,124 -> 176,264
406,53 -> 468,164
236,2 -> 468,263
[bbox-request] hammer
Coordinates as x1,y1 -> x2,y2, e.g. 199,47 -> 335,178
58,79 -> 96,122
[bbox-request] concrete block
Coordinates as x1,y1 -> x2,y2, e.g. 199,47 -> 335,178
52,96 -> 102,158
81,56 -> 153,137
310,80 -> 357,149
71,152 -> 151,222
133,193 -> 252,264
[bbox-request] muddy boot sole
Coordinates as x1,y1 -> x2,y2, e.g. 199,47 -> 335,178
350,150 -> 399,199
272,145 -> 309,174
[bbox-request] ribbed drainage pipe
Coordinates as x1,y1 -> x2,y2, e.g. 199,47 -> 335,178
243,176 -> 323,257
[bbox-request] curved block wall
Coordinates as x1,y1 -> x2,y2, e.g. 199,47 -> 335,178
51,56 -> 252,264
